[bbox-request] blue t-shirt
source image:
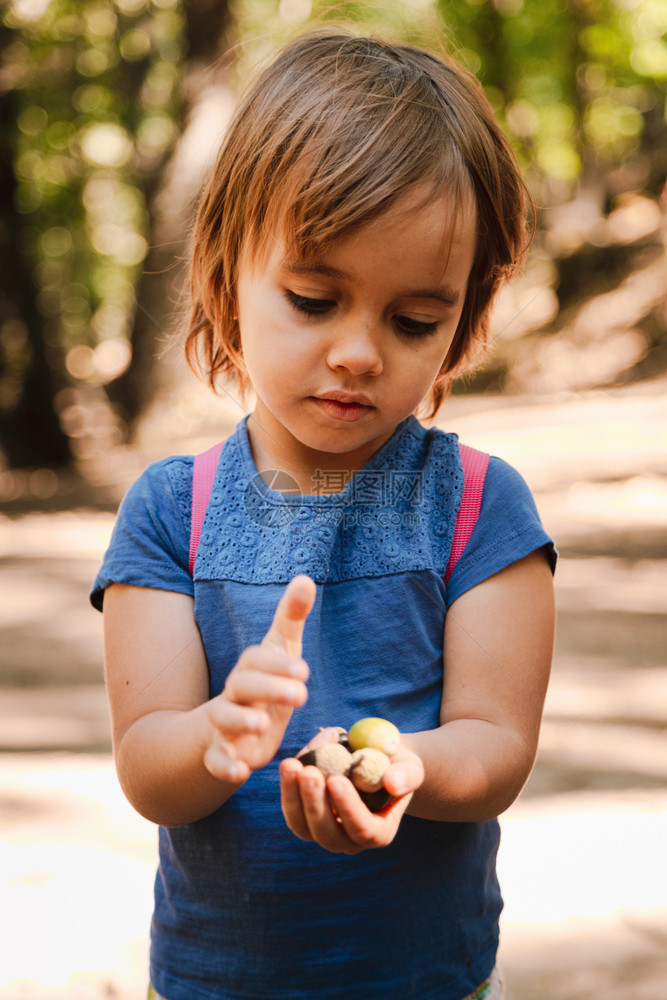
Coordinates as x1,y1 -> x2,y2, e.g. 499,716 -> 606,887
91,415 -> 555,1000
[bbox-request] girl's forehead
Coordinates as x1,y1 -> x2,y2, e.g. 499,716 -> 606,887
252,183 -> 477,270
347,185 -> 476,239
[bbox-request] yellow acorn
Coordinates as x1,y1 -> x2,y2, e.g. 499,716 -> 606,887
347,717 -> 400,756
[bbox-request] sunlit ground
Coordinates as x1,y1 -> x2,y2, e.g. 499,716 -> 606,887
1,380 -> 666,998
1,755 -> 154,1000
2,757 -> 665,1000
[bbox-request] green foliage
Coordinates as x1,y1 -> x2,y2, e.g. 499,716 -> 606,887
2,0 -> 184,395
228,0 -> 444,90
434,0 -> 667,203
230,0 -> 666,208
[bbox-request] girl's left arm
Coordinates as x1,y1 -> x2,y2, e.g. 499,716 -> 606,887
280,548 -> 554,849
402,547 -> 555,822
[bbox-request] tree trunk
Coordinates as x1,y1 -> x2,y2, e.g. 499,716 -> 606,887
0,47 -> 71,469
105,0 -> 234,431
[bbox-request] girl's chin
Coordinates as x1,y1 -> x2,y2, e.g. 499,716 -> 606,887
254,402 -> 401,459
290,421 -> 399,461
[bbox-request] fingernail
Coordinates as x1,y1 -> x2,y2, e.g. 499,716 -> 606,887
287,681 -> 305,702
246,712 -> 262,731
287,658 -> 306,677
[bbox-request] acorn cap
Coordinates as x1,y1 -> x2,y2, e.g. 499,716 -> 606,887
349,747 -> 391,793
297,742 -> 353,778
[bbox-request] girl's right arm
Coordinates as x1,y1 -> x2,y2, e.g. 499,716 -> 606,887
103,575 -> 315,827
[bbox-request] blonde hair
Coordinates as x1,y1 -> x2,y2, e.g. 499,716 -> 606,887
186,30 -> 532,416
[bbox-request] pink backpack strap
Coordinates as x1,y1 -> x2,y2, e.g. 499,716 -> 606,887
188,441 -> 225,575
444,443 -> 490,584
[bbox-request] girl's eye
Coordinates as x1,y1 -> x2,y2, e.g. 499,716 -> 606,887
394,315 -> 439,338
286,291 -> 336,317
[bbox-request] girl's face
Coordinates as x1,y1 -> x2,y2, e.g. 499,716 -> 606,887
236,186 -> 477,490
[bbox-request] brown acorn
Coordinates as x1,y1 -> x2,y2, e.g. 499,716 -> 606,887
358,788 -> 393,813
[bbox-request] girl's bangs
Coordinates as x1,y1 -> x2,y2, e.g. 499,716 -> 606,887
257,125 -> 468,262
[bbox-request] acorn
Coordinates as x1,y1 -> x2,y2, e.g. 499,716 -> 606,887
349,748 -> 391,793
296,741 -> 352,778
296,717 -> 400,814
349,747 -> 393,812
347,717 -> 401,756
358,787 -> 393,813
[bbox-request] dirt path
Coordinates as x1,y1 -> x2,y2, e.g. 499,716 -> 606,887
1,382 -> 666,998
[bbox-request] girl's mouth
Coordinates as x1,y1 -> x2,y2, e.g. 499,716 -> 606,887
311,393 -> 374,422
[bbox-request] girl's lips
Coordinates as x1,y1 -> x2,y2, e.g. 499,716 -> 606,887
311,395 -> 374,422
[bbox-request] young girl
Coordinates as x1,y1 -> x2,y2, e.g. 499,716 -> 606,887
92,30 -> 556,1000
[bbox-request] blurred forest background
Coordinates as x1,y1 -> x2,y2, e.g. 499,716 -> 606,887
0,0 -> 666,492
1,4 -> 667,998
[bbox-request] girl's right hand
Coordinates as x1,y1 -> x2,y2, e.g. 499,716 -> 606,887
202,574 -> 316,784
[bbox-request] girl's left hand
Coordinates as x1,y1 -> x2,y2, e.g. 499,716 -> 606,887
279,729 -> 424,854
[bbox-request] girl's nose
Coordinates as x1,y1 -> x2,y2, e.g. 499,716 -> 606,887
326,320 -> 383,376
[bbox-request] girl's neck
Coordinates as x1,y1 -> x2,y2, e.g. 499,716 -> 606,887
245,412 -> 400,495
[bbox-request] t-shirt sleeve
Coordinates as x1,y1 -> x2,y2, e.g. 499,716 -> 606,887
90,455 -> 194,611
445,455 -> 557,607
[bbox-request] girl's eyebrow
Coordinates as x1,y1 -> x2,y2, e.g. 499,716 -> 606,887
281,257 -> 461,306
282,258 -> 346,281
402,286 -> 461,307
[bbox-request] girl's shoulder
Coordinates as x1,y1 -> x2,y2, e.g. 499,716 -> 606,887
135,451 -> 195,489
445,450 -> 557,605
90,453 -> 197,611
481,454 -> 548,519
108,455 -> 196,557
126,452 -> 196,523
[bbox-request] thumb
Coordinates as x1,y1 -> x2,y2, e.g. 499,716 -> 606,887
263,575 -> 316,657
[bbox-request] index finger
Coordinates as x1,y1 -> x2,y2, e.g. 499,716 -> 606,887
263,575 -> 316,657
